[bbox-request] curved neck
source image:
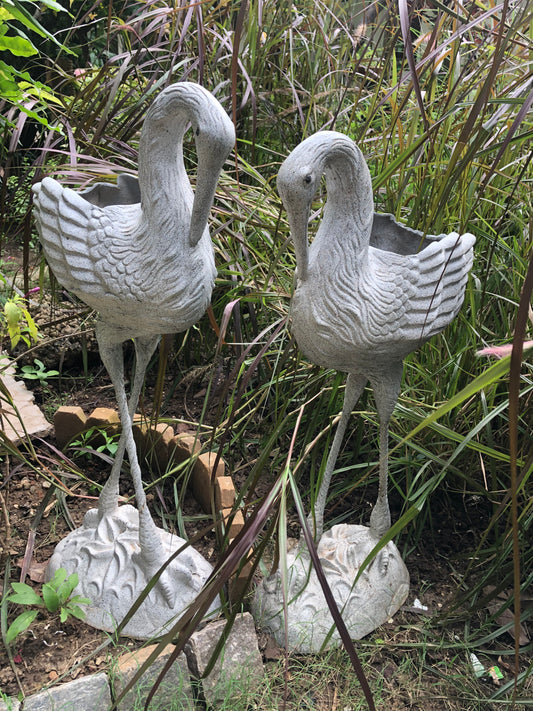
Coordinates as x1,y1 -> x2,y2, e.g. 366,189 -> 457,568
138,119 -> 193,227
313,141 -> 373,258
322,141 -> 372,229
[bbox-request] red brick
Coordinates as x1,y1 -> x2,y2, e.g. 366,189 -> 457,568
146,422 -> 175,469
132,414 -> 150,459
217,508 -> 244,539
53,406 -> 87,449
86,407 -> 120,429
215,477 -> 236,511
168,432 -> 201,466
191,452 -> 225,513
229,549 -> 254,602
85,407 -> 121,449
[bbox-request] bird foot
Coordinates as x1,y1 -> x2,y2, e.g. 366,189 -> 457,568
133,548 -> 177,609
154,572 -> 177,609
374,547 -> 390,576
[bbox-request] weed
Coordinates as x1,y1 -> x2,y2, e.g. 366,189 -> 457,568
0,292 -> 39,350
19,358 -> 59,382
5,568 -> 91,646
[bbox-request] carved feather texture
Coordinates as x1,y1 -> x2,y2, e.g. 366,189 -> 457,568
32,83 -> 235,340
280,132 -> 475,376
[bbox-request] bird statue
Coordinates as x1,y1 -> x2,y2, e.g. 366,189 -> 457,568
252,130 -> 475,652
32,82 -> 235,638
277,130 -> 475,562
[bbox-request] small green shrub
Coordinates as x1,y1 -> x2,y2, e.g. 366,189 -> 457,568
6,568 -> 91,646
0,292 -> 39,350
19,358 -> 59,382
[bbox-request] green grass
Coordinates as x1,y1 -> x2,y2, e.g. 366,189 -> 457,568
1,0 -> 532,708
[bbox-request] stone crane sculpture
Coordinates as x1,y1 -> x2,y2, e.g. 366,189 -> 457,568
32,82 -> 235,638
254,130 -> 475,651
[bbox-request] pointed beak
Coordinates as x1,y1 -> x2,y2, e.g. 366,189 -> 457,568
188,127 -> 234,247
278,181 -> 311,282
188,167 -> 221,247
288,203 -> 310,282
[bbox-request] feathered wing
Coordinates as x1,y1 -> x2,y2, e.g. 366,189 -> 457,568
371,231 -> 475,346
32,177 -> 142,306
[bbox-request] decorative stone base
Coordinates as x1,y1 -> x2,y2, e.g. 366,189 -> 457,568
252,524 -> 409,653
46,505 -> 220,640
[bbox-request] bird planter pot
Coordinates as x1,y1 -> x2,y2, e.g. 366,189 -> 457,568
33,82 -> 235,639
253,131 -> 475,652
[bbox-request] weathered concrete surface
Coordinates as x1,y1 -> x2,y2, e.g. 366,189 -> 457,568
32,82 -> 235,646
0,697 -> 20,711
185,613 -> 263,707
114,644 -> 194,711
0,354 -> 52,444
22,673 -> 111,711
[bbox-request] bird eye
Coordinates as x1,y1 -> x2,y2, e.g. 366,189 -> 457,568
304,174 -> 312,184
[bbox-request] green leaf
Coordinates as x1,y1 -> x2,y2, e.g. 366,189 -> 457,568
58,573 -> 79,602
60,608 -> 67,623
4,300 -> 21,331
67,605 -> 87,620
69,595 -> 91,606
23,314 -> 40,344
39,0 -> 69,10
3,0 -> 72,52
49,568 -> 67,589
41,584 -> 60,612
6,609 -> 38,645
8,582 -> 42,606
0,33 -> 37,57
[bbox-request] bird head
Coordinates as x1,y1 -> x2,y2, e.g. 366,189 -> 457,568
141,82 -> 235,247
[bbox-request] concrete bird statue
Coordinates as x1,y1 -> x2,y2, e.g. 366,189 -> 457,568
32,82 -> 235,638
253,130 -> 475,652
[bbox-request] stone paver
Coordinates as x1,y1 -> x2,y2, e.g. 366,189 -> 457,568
113,644 -> 194,711
0,697 -> 20,711
22,673 -> 111,711
0,354 -> 52,444
185,612 -> 263,707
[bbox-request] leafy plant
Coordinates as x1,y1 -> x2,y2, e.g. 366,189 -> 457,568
19,358 -> 59,382
69,427 -> 120,459
0,292 -> 39,349
0,0 -> 70,118
6,568 -> 91,646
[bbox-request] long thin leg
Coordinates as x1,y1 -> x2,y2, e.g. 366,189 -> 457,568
96,331 -> 175,606
308,373 -> 367,541
369,363 -> 402,574
96,334 -> 158,517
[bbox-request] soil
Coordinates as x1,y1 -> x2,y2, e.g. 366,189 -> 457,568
0,287 -> 530,709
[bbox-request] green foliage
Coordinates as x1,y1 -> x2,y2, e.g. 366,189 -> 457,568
69,427 -> 120,459
0,292 -> 39,349
19,358 -> 59,381
0,0 -> 70,117
6,568 -> 91,646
